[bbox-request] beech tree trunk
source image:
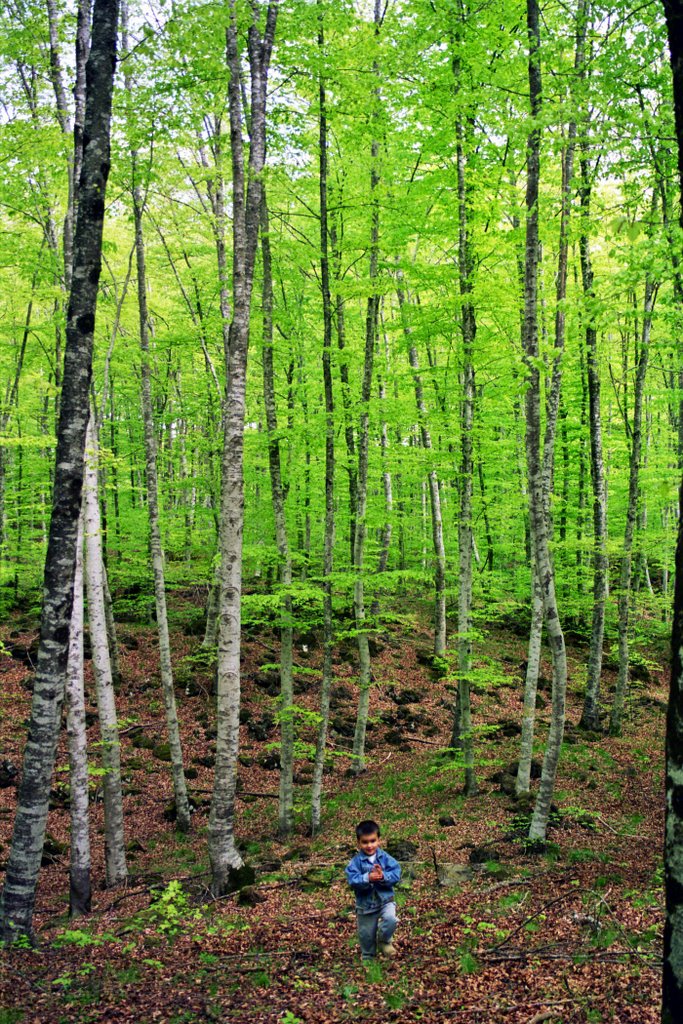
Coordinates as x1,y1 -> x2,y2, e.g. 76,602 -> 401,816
66,508 -> 91,917
351,0 -> 382,774
311,18 -> 335,833
0,0 -> 118,942
261,190 -> 294,837
579,147 -> 608,732
610,277 -> 656,736
396,280 -> 447,656
523,0 -> 568,845
209,0 -> 278,896
84,419 -> 127,887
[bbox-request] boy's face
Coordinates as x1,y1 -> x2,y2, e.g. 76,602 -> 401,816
357,831 -> 380,856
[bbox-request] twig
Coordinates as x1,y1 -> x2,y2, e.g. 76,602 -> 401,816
478,878 -> 531,896
483,888 -> 581,953
442,999 -> 579,1017
595,814 -> 618,835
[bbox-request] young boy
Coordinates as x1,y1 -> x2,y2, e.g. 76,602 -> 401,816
345,819 -> 402,962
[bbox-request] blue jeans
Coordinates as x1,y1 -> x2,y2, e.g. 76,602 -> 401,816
356,901 -> 398,959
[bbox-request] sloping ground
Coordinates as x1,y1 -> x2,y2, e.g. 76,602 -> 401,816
0,602 -> 664,1023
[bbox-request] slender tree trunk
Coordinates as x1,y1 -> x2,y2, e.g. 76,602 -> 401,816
0,0 -> 118,942
84,419 -> 127,887
312,16 -> 335,833
210,0 -> 278,895
330,214 -> 356,567
523,0 -> 568,845
579,148 -> 608,731
396,282 -> 447,656
351,0 -> 382,774
517,4 -> 584,796
129,175 -> 191,833
261,191 -> 294,837
66,508 -> 91,917
202,580 -> 220,649
610,280 -> 656,734
452,46 -> 478,791
371,321 -> 393,615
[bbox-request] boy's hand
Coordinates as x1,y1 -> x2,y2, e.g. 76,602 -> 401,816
368,864 -> 384,882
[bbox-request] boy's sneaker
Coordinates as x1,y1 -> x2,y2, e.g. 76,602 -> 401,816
379,940 -> 397,957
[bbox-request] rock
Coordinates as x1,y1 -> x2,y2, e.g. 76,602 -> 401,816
252,671 -> 280,696
247,714 -> 275,741
496,719 -> 522,738
331,715 -> 355,738
630,661 -> 651,683
131,730 -> 155,751
436,863 -> 473,887
153,743 -> 172,762
42,832 -> 67,866
469,846 -> 500,865
499,773 -> 517,796
258,859 -> 283,873
238,885 -> 266,906
227,863 -> 257,891
439,814 -> 456,827
504,759 -> 542,781
331,684 -> 353,705
8,637 -> 39,668
388,687 -> 424,706
239,708 -> 252,725
257,751 -> 281,771
0,760 -> 18,788
193,754 -> 215,768
185,767 -> 198,780
368,636 -> 385,657
385,839 -> 418,861
239,755 -> 254,767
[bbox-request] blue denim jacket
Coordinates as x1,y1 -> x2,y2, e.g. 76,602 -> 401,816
345,848 -> 402,915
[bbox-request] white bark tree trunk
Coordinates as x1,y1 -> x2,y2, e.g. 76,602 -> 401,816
84,419 -> 127,887
66,507 -> 91,917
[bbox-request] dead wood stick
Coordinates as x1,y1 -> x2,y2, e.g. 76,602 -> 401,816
484,888 -> 581,953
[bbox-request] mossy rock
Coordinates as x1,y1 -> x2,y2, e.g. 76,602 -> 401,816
436,863 -> 473,887
185,767 -> 198,780
385,839 -> 418,861
131,731 -> 155,751
238,884 -> 266,906
153,743 -> 172,762
42,832 -> 67,865
227,863 -> 257,891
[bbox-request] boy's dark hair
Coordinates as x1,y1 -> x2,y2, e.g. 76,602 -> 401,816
356,819 -> 381,839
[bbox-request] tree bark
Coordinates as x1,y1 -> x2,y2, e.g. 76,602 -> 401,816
84,419 -> 127,887
260,190 -> 294,837
311,12 -> 335,833
523,0 -> 568,845
663,5 -> 683,1014
66,508 -> 91,917
0,0 -> 118,942
579,149 -> 608,732
351,0 -> 382,774
209,0 -> 279,896
610,277 -> 656,736
396,281 -> 447,658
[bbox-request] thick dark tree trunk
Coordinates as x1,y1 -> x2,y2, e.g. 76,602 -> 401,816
0,0 -> 118,942
661,3 -> 683,1019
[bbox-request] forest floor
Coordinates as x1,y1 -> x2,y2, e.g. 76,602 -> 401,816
0,592 -> 666,1024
